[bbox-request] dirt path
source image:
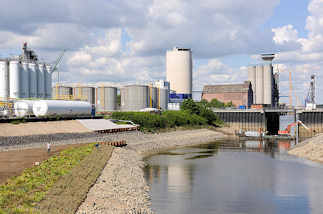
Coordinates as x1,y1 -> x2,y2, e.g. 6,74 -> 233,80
0,120 -> 90,137
0,143 -> 90,184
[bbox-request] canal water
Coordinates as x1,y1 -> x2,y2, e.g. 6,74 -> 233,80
144,140 -> 323,214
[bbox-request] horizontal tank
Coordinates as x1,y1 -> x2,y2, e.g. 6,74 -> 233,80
158,88 -> 169,110
32,100 -> 91,117
0,60 -> 9,100
166,47 -> 192,95
9,60 -> 21,99
14,100 -> 35,117
96,87 -> 117,112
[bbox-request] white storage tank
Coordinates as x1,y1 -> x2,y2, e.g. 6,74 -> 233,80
32,100 -> 91,117
9,60 -> 22,99
157,88 -> 169,110
29,63 -> 38,98
21,62 -> 30,98
0,60 -> 9,100
166,47 -> 192,96
255,64 -> 264,104
37,63 -> 45,98
263,64 -> 273,105
45,65 -> 52,98
14,100 -> 35,117
96,87 -> 117,112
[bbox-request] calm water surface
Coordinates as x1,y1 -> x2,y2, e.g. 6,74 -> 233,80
144,140 -> 323,214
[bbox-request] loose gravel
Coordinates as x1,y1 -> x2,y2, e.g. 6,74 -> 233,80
77,129 -> 227,214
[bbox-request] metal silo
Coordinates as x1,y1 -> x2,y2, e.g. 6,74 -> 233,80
263,63 -> 273,105
37,64 -> 45,98
166,47 -> 192,97
21,62 -> 30,98
158,88 -> 169,110
122,85 -> 148,111
45,65 -> 52,98
255,64 -> 264,104
120,87 -> 128,111
247,66 -> 256,103
149,86 -> 158,108
73,87 -> 95,104
0,60 -> 9,100
29,63 -> 37,98
96,87 -> 117,112
9,60 -> 21,99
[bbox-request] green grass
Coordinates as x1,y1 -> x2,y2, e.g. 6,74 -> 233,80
0,144 -> 96,214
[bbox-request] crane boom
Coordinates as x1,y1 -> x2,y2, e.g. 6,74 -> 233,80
51,50 -> 66,83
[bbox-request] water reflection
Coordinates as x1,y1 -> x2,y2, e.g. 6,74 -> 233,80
144,140 -> 323,214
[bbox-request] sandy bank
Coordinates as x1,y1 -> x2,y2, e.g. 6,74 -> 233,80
288,134 -> 323,163
77,129 -> 228,214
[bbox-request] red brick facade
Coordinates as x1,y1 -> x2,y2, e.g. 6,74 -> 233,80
201,82 -> 253,107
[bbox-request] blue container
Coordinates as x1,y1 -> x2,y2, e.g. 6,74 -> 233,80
239,105 -> 246,109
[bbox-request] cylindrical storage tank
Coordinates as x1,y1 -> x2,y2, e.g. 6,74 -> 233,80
149,86 -> 158,108
52,86 -> 73,99
157,88 -> 169,110
0,60 -> 9,100
21,62 -> 30,98
29,63 -> 38,98
122,85 -> 148,111
45,65 -> 52,98
37,64 -> 45,98
255,64 -> 264,104
73,87 -> 95,104
120,87 -> 127,111
166,47 -> 192,97
248,66 -> 256,104
9,60 -> 21,99
14,100 -> 35,117
96,87 -> 117,112
32,100 -> 91,117
263,64 -> 273,105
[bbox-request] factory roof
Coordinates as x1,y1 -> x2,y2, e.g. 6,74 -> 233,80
203,81 -> 251,94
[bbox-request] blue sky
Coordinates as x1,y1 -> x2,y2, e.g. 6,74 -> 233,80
0,0 -> 322,105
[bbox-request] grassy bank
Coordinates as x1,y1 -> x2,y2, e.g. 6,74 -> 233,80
0,144 -> 113,214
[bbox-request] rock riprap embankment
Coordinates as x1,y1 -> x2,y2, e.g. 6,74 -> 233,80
76,148 -> 153,214
77,129 -> 227,214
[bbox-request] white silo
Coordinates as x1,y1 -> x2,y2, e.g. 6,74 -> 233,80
166,47 -> 192,97
21,62 -> 30,98
0,60 -> 9,100
29,63 -> 38,98
45,65 -> 52,98
255,64 -> 264,104
9,60 -> 21,99
263,64 -> 273,105
37,64 -> 45,98
247,66 -> 256,103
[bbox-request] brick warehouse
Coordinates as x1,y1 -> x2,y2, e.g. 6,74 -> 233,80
201,81 -> 253,107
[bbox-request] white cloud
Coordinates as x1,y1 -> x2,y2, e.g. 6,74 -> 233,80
272,25 -> 299,45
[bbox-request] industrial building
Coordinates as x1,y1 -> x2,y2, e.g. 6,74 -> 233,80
166,47 -> 192,100
247,54 -> 279,107
0,43 -> 52,101
201,81 -> 253,107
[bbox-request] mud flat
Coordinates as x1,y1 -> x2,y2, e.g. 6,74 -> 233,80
77,129 -> 228,214
288,134 -> 323,163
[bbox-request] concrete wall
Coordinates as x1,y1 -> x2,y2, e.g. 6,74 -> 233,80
202,92 -> 249,107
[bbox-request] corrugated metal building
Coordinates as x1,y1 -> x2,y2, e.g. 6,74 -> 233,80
201,81 -> 253,107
